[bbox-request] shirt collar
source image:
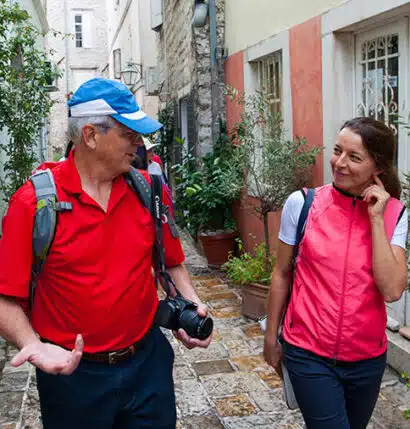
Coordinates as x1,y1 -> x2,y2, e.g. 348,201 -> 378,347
59,150 -> 129,200
59,150 -> 83,195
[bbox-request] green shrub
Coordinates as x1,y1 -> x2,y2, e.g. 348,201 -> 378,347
172,121 -> 241,236
222,240 -> 275,285
0,0 -> 61,201
224,86 -> 323,272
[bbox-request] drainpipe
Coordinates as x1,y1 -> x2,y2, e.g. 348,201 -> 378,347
64,0 -> 70,99
209,0 -> 218,145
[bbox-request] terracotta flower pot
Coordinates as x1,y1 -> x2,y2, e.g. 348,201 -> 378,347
241,282 -> 270,320
198,230 -> 237,267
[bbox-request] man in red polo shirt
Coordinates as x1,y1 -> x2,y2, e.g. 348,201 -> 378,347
0,78 -> 212,429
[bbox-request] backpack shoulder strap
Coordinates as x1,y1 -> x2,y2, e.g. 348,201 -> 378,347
31,169 -> 58,261
30,169 -> 72,308
279,188 -> 315,335
125,167 -> 179,238
125,167 -> 153,214
294,188 -> 315,251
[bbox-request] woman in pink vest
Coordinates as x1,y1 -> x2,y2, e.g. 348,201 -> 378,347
264,117 -> 408,428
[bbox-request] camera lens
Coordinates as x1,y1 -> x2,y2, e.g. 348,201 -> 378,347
197,316 -> 213,340
179,310 -> 213,340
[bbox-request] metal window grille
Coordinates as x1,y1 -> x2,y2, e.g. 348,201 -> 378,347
75,14 -> 82,48
113,49 -> 121,79
357,33 -> 399,134
257,51 -> 283,118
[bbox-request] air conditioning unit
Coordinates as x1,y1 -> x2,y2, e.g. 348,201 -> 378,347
145,66 -> 159,95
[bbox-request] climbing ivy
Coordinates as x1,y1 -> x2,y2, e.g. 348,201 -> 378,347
157,102 -> 175,176
0,0 -> 60,201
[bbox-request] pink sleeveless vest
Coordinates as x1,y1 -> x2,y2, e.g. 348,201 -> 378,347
283,184 -> 404,361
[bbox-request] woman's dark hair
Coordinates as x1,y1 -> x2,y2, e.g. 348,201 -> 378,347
340,117 -> 401,199
64,140 -> 74,159
131,145 -> 148,170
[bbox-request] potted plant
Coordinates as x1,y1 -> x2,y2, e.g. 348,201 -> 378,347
222,87 -> 323,316
222,240 -> 275,319
172,122 -> 240,266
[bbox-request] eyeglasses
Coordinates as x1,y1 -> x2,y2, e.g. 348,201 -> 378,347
95,123 -> 142,144
114,127 -> 142,145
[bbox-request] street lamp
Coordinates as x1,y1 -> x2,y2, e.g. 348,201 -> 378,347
193,0 -> 208,27
120,61 -> 142,90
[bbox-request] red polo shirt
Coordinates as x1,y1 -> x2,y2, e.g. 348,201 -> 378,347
0,153 -> 184,352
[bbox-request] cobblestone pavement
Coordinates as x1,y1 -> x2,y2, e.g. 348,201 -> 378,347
0,231 -> 409,428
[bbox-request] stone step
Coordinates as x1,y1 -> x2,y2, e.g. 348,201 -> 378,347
387,329 -> 410,375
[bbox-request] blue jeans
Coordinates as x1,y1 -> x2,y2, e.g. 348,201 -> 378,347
36,328 -> 176,429
283,341 -> 386,429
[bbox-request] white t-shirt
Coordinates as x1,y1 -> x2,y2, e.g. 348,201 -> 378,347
279,190 -> 408,249
147,161 -> 163,176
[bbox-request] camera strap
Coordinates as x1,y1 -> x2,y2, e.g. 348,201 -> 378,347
150,174 -> 182,298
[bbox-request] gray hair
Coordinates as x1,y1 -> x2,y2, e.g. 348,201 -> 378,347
67,116 -> 117,143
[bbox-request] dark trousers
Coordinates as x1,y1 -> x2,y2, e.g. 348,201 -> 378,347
283,341 -> 386,429
36,328 -> 176,429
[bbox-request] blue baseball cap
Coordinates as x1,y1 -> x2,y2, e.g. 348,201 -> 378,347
68,77 -> 162,134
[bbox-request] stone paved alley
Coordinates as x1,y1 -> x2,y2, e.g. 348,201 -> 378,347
0,232 -> 409,428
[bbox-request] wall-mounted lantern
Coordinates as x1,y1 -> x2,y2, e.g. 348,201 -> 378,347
193,0 -> 208,27
120,61 -> 142,90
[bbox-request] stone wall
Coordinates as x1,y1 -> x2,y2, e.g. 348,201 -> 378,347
158,0 -> 226,157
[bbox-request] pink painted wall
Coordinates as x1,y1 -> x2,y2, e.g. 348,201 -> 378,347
290,16 -> 324,187
225,51 -> 245,135
225,18 -> 325,253
225,51 -> 280,252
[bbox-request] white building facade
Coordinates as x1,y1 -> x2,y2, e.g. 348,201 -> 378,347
46,0 -> 109,157
107,0 -> 159,120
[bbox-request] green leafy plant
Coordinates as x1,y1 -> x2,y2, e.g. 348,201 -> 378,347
157,102 -> 175,179
222,239 -> 275,286
400,372 -> 410,419
223,86 -> 323,271
0,0 -> 61,201
173,121 -> 241,237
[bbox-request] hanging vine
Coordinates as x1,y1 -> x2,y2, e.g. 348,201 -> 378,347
0,0 -> 60,201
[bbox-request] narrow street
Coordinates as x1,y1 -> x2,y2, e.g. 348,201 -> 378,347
0,232 -> 409,429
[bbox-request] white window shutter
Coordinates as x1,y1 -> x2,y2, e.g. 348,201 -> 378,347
82,12 -> 92,48
151,0 -> 163,31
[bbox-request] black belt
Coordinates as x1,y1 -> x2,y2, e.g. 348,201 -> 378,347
41,328 -> 152,365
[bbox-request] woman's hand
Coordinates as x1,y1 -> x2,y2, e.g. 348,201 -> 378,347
362,175 -> 390,220
263,334 -> 283,378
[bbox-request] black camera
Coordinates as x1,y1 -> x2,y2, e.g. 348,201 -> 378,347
154,295 -> 213,340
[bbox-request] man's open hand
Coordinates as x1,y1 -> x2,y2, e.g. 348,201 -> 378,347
11,334 -> 84,375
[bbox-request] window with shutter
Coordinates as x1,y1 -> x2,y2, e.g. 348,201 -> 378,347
355,19 -> 410,327
151,0 -> 163,32
257,51 -> 283,119
113,49 -> 121,79
173,99 -> 181,165
82,12 -> 93,49
187,92 -> 196,155
74,14 -> 82,48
